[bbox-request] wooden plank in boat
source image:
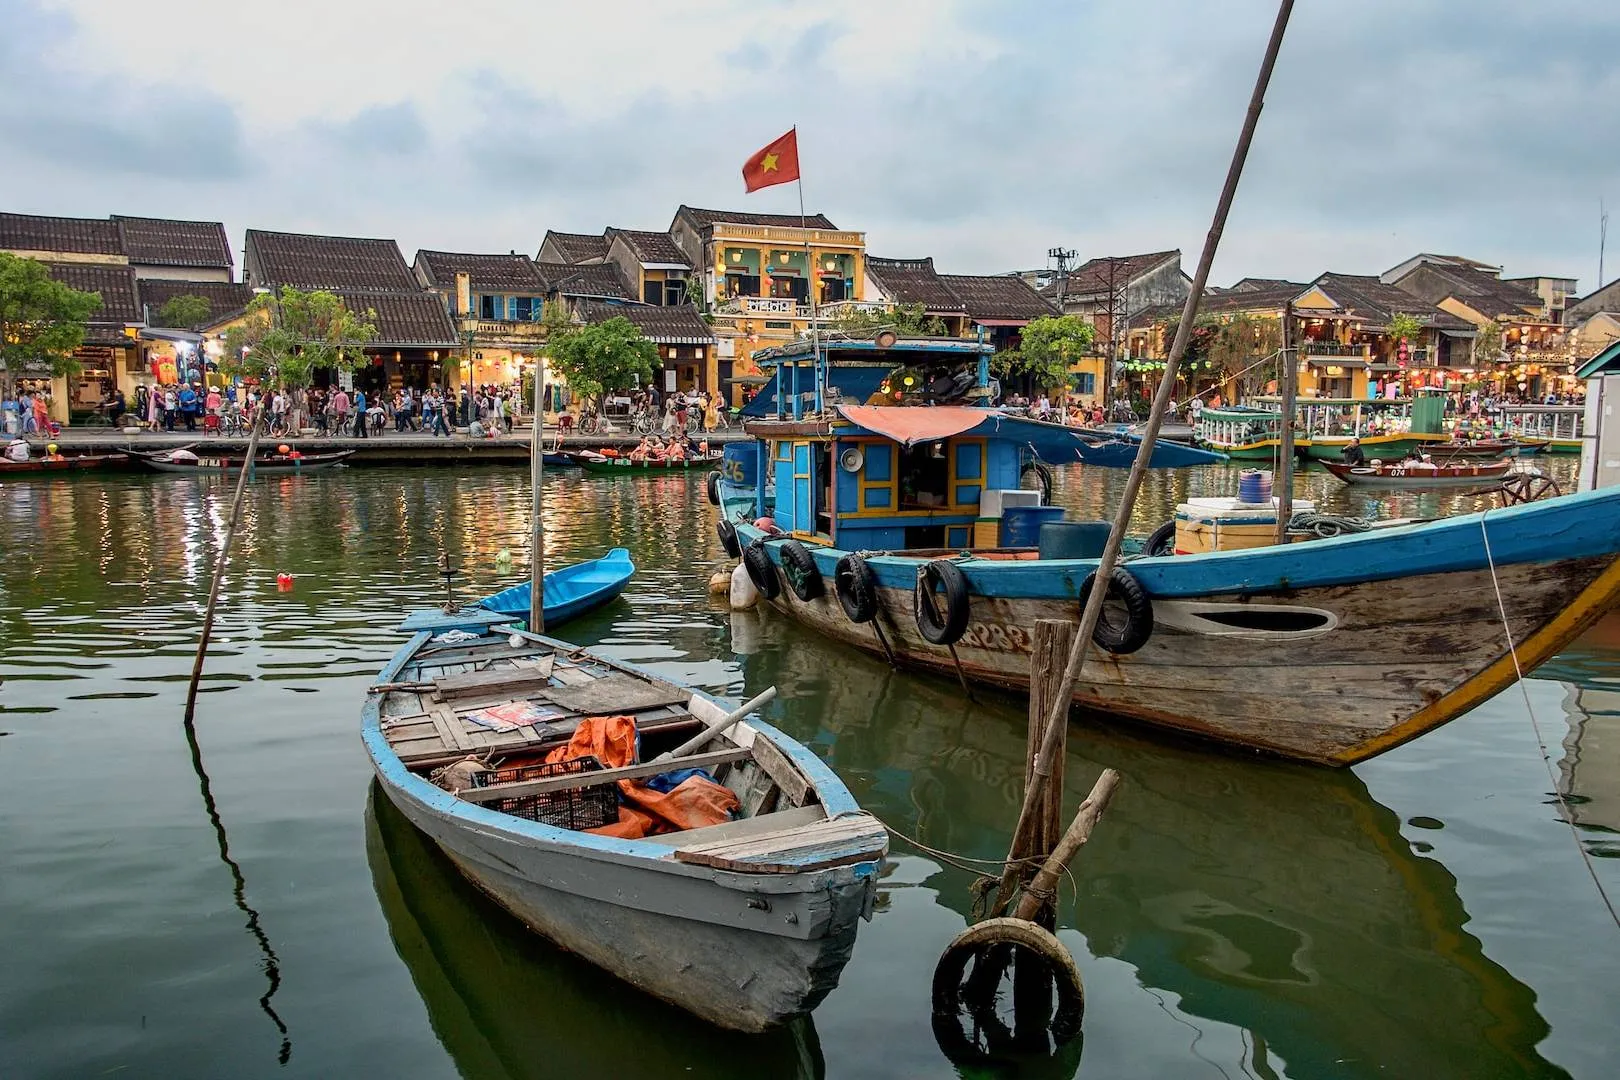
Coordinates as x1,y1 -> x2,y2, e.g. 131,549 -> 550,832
673,816 -> 885,873
427,703 -> 475,752
413,643 -> 552,669
458,746 -> 751,803
642,804 -> 827,847
394,709 -> 700,768
540,672 -> 690,715
749,735 -> 811,808
549,664 -> 596,687
380,691 -> 425,718
430,656 -> 555,702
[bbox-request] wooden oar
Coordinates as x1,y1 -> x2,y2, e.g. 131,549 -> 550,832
656,687 -> 777,763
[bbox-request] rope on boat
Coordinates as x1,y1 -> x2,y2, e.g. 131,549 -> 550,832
876,818 -> 1079,921
1479,514 -> 1620,932
1288,511 -> 1373,538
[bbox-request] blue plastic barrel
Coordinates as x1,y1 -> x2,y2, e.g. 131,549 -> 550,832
1038,521 -> 1111,559
1237,469 -> 1273,504
1000,505 -> 1067,547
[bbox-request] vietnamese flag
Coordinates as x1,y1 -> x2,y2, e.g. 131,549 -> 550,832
742,128 -> 800,193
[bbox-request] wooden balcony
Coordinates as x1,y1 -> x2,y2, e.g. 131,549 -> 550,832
710,223 -> 865,248
1300,341 -> 1371,359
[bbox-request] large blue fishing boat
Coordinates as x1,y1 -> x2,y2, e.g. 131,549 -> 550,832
710,335 -> 1620,766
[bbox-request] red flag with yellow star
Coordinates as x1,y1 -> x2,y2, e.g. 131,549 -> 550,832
742,128 -> 799,193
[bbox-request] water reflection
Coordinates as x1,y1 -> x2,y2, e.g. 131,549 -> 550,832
1538,613 -> 1620,854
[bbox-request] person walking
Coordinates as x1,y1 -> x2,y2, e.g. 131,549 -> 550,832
331,386 -> 350,434
352,387 -> 368,438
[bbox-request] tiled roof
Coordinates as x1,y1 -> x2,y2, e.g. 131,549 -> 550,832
536,261 -> 633,301
1227,277 -> 1301,293
245,229 -> 417,291
607,228 -> 691,267
577,301 -> 715,345
331,289 -> 459,347
1045,250 -> 1180,299
113,215 -> 232,269
44,262 -> 140,345
539,230 -> 610,264
1312,273 -> 1475,331
0,212 -> 122,256
865,257 -> 966,313
1401,263 -> 1543,320
676,205 -> 838,230
416,250 -> 545,292
137,280 -> 258,328
939,274 -> 1058,322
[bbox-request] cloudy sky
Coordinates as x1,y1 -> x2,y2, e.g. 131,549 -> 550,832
2,0 -> 1616,291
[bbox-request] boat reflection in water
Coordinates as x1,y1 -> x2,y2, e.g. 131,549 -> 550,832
733,610 -> 1566,1080
364,786 -> 826,1080
1541,613 -> 1620,848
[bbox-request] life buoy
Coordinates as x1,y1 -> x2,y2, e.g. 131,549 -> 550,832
1021,461 -> 1054,504
835,554 -> 879,623
742,541 -> 780,600
1143,520 -> 1176,558
915,560 -> 971,646
716,519 -> 741,559
1076,566 -> 1152,654
705,470 -> 721,506
778,539 -> 823,601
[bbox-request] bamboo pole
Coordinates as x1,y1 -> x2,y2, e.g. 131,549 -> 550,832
184,402 -> 265,723
530,355 -> 545,633
1275,300 -> 1297,543
990,0 -> 1296,908
1011,769 -> 1122,923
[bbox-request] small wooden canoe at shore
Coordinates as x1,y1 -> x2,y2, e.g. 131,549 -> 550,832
573,452 -> 724,474
363,616 -> 886,1032
1428,438 -> 1548,459
1321,459 -> 1512,488
0,452 -> 130,474
136,449 -> 355,474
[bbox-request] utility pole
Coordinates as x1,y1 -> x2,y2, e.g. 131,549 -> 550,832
1048,247 -> 1077,311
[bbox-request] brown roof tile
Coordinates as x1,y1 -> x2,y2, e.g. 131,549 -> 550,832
137,280 -> 258,328
606,228 -> 691,267
1045,250 -> 1180,298
0,213 -> 122,256
577,301 -> 714,345
331,289 -> 458,347
539,230 -> 611,264
245,229 -> 417,291
113,215 -> 232,269
939,273 -> 1057,322
44,262 -> 140,344
1312,273 -> 1475,331
416,250 -> 545,292
676,205 -> 838,230
536,262 -> 633,301
865,257 -> 965,313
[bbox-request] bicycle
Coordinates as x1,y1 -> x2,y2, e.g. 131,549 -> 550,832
267,413 -> 291,438
219,409 -> 247,437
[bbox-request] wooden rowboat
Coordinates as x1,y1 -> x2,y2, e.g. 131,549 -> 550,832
1321,459 -> 1513,488
137,449 -> 355,474
573,452 -> 723,475
1428,438 -> 1547,459
475,547 -> 636,629
362,613 -> 887,1032
0,451 -> 129,473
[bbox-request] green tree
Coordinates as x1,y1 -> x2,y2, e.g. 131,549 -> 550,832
829,301 -> 949,337
221,286 -> 378,389
1386,312 -> 1426,349
994,314 -> 1096,387
545,316 -> 658,403
1472,319 -> 1506,367
157,294 -> 213,330
0,252 -> 101,393
1204,313 -> 1282,397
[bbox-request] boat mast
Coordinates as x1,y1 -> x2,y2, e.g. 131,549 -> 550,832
530,354 -> 546,633
1275,300 -> 1297,542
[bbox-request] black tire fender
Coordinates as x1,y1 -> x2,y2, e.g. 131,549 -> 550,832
742,541 -> 780,600
835,554 -> 879,623
1077,566 -> 1153,654
1143,520 -> 1176,558
778,539 -> 823,602
705,470 -> 722,506
716,519 -> 741,560
1020,460 -> 1054,504
915,559 -> 971,646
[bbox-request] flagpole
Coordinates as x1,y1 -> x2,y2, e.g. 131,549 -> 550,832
793,127 -> 822,413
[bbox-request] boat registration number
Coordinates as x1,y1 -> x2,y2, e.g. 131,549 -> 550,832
957,622 -> 1033,652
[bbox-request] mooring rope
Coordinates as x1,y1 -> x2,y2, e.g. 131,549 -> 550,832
1478,514 -> 1620,931
877,818 -> 1080,922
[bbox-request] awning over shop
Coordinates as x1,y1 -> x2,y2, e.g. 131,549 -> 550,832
972,318 -> 1030,327
137,327 -> 204,344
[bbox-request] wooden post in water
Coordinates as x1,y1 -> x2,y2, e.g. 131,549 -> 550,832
1024,619 -> 1074,903
530,355 -> 546,634
184,403 -> 265,722
1275,300 -> 1297,544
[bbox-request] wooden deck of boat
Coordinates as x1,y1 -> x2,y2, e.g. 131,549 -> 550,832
379,639 -> 702,768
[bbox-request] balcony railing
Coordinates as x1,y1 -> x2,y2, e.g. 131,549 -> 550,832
714,296 -> 808,318
712,224 -> 864,247
1300,341 -> 1370,358
818,300 -> 889,319
460,317 -> 547,339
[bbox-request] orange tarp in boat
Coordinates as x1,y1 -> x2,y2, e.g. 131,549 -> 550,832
545,715 -> 741,840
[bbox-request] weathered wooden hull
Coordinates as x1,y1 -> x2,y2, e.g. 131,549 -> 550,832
575,455 -> 722,475
376,780 -> 871,1032
1321,460 -> 1512,488
0,452 -> 130,473
139,450 -> 354,474
1300,434 -> 1444,460
1195,439 -> 1278,460
725,484 -> 1620,765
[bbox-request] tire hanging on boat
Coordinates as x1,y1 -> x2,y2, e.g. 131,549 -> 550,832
915,559 -> 971,646
705,470 -> 722,506
835,553 -> 879,623
1143,520 -> 1177,558
778,539 -> 823,602
742,540 -> 781,600
1076,566 -> 1153,654
1020,460 -> 1054,504
716,519 -> 742,560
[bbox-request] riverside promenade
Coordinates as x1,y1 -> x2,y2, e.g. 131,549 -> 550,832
33,423 -> 750,466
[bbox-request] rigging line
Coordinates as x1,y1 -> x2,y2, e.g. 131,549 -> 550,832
182,714 -> 293,1064
1478,514 -> 1620,931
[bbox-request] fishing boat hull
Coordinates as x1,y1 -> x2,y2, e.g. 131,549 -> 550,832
0,452 -> 130,473
476,548 -> 636,628
1320,460 -> 1513,488
575,454 -> 723,475
722,482 -> 1620,766
138,450 -> 354,474
1195,439 -> 1279,460
1300,434 -> 1446,461
1542,439 -> 1582,454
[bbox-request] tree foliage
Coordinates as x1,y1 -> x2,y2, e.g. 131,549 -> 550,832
1472,319 -> 1506,366
545,316 -> 658,402
830,301 -> 949,338
1386,312 -> 1426,347
157,294 -> 213,330
993,314 -> 1096,387
221,286 -> 378,388
0,252 -> 100,382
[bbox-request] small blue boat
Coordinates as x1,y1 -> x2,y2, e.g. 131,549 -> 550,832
476,548 -> 636,628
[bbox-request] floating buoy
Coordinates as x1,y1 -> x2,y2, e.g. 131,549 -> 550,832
729,563 -> 759,610
708,569 -> 732,595
753,516 -> 777,532
495,547 -> 513,568
277,444 -> 291,455
276,572 -> 294,591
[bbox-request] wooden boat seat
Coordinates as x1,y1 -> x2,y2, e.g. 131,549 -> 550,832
672,814 -> 887,873
640,803 -> 826,847
457,746 -> 753,804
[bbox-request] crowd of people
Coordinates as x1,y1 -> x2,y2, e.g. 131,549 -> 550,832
116,382 -> 523,438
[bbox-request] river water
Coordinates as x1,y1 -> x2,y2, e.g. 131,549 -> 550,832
1,458 -> 1615,1079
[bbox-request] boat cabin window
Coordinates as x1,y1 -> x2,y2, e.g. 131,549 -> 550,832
899,443 -> 951,509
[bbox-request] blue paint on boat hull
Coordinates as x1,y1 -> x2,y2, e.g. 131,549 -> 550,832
476,547 -> 636,628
